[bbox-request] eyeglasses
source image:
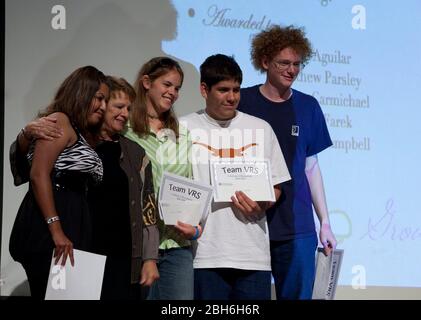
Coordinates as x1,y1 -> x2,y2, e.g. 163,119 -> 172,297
272,60 -> 303,71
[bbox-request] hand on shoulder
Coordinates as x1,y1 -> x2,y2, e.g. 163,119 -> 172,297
46,112 -> 77,147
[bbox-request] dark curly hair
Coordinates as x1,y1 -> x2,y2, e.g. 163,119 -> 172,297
251,25 -> 313,73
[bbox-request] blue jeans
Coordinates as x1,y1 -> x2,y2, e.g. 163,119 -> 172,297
147,246 -> 193,300
270,234 -> 318,300
194,268 -> 271,300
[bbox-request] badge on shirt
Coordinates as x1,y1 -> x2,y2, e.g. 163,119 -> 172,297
291,125 -> 300,136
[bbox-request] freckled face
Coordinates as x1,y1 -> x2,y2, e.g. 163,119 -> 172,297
264,47 -> 302,90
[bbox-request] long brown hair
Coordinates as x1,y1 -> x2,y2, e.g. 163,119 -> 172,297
39,65 -> 107,134
131,57 -> 184,138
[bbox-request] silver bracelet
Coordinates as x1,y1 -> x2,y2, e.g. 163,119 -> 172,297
46,216 -> 60,225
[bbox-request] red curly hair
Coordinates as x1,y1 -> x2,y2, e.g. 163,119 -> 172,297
251,25 -> 313,72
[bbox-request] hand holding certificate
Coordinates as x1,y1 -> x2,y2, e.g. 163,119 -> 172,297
312,248 -> 344,300
211,159 -> 275,202
159,201 -> 201,225
45,249 -> 106,300
158,172 -> 213,225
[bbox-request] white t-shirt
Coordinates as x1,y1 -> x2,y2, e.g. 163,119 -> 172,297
180,110 -> 291,270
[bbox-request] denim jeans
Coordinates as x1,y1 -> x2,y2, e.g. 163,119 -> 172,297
270,234 -> 318,300
194,268 -> 271,300
147,246 -> 193,300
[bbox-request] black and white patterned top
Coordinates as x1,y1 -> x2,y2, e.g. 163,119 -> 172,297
27,127 -> 103,183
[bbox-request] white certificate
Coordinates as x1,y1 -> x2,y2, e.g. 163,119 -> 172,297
158,172 -> 213,225
312,248 -> 344,300
159,201 -> 202,226
210,159 -> 275,202
45,249 -> 106,300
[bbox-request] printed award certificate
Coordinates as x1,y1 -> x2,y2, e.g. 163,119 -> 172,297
312,248 -> 344,300
158,172 -> 213,225
210,159 -> 275,202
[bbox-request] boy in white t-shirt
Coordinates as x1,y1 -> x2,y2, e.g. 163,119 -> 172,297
180,54 -> 291,300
